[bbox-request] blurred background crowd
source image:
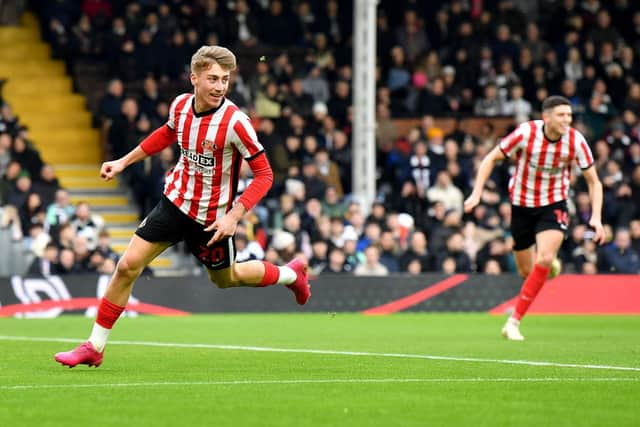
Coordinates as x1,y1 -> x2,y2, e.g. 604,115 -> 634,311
1,0 -> 639,277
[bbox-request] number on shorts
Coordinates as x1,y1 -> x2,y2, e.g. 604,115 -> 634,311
210,246 -> 224,263
198,245 -> 225,264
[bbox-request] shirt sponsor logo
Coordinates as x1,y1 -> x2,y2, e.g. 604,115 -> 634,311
181,147 -> 216,169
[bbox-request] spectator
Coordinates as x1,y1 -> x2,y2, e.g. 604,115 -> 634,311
45,189 -> 75,230
395,9 -> 429,65
321,185 -> 346,219
302,66 -> 330,104
270,230 -> 297,263
378,230 -> 400,273
313,148 -> 342,198
30,164 -> 60,210
323,247 -> 348,273
71,235 -> 95,273
427,170 -> 464,214
309,239 -> 328,275
55,247 -> 79,274
354,245 -> 389,276
417,77 -> 453,116
435,232 -> 473,273
282,211 -> 312,259
6,171 -> 32,212
11,136 -> 43,180
26,242 -> 58,277
503,84 -> 532,120
0,103 -> 19,136
341,229 -> 361,272
139,76 -> 161,120
108,97 -> 140,159
399,231 -> 432,272
476,237 -> 513,273
196,0 -> 227,45
564,47 -> 584,82
327,80 -> 350,127
599,228 -> 640,273
255,80 -> 282,119
70,201 -> 103,250
94,229 -> 118,263
522,22 -> 550,63
300,161 -> 326,201
284,76 -> 314,118
235,231 -> 265,263
98,79 -> 124,126
71,14 -> 97,57
18,192 -> 45,236
227,0 -> 260,48
1,160 -> 21,205
474,83 -> 505,116
162,30 -> 191,81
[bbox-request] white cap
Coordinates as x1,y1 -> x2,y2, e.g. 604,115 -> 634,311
312,101 -> 328,116
397,213 -> 415,230
272,230 -> 295,250
342,226 -> 359,241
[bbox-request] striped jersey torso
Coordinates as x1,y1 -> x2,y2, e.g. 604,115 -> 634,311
164,94 -> 264,224
499,120 -> 594,208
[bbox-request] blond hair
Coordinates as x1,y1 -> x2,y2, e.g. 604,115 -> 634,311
190,45 -> 237,73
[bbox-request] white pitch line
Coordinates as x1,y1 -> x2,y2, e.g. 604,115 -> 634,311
2,377 -> 639,391
1,335 -> 640,373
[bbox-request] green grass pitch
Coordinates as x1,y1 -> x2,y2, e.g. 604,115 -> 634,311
1,314 -> 638,427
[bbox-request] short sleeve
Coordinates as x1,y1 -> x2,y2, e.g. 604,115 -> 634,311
499,123 -> 526,158
231,112 -> 265,159
574,130 -> 594,169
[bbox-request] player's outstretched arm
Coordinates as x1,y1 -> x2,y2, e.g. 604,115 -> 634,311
101,125 -> 177,181
464,145 -> 506,213
100,145 -> 147,180
581,165 -> 605,244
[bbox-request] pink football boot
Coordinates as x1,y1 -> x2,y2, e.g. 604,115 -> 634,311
54,342 -> 104,368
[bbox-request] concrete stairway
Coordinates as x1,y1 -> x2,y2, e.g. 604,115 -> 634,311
0,14 -> 176,272
54,166 -> 178,271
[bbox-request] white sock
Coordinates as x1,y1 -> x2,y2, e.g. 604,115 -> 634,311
88,323 -> 111,352
276,266 -> 297,285
507,317 -> 520,327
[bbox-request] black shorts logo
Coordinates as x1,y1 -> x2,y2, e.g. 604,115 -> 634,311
553,209 -> 569,230
138,217 -> 148,229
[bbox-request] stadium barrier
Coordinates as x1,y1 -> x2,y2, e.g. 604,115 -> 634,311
1,273 -> 638,317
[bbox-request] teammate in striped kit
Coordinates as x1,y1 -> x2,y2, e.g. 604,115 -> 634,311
55,46 -> 311,367
464,96 -> 605,340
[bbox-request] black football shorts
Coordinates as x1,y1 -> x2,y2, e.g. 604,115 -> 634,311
510,200 -> 569,251
135,196 -> 236,270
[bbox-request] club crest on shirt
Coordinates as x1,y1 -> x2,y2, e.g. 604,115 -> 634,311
202,139 -> 217,151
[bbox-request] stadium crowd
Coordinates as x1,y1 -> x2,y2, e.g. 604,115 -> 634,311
2,0 -> 640,277
0,105 -> 119,276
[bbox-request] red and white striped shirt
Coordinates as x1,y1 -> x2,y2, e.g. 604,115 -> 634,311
163,94 -> 265,224
499,120 -> 594,208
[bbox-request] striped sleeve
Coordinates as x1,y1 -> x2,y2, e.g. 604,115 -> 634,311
167,93 -> 191,130
230,111 -> 265,159
574,130 -> 594,169
498,123 -> 526,158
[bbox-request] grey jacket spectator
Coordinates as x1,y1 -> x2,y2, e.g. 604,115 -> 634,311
599,229 -> 640,273
302,66 -> 330,104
